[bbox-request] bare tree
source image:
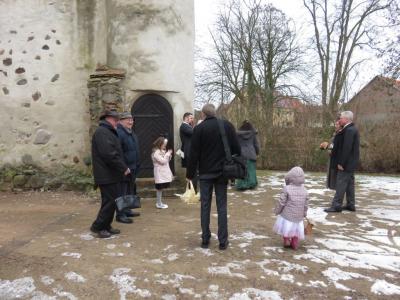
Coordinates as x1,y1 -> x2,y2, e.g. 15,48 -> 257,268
196,0 -> 304,124
303,0 -> 395,122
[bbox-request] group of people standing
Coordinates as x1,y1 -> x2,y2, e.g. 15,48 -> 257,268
88,103 -> 360,253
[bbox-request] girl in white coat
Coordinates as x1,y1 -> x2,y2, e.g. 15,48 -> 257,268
151,137 -> 173,209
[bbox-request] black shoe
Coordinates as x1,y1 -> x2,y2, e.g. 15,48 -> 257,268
219,240 -> 229,250
201,240 -> 210,249
342,206 -> 356,212
107,227 -> 121,235
97,230 -> 112,238
90,225 -> 99,234
125,211 -> 141,217
116,216 -> 133,224
324,207 -> 342,213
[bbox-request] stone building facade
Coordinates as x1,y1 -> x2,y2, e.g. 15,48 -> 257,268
345,76 -> 400,172
0,0 -> 195,179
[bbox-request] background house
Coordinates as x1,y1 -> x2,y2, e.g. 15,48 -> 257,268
345,76 -> 400,171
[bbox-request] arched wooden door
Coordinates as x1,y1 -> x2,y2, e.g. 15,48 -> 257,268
132,94 -> 174,178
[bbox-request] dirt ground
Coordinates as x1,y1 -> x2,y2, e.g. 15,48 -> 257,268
0,171 -> 399,300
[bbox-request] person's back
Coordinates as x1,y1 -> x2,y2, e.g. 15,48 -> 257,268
274,166 -> 308,250
186,104 -> 240,251
236,130 -> 259,161
187,117 -> 240,178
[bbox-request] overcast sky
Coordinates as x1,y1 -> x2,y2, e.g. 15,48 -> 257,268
193,0 -> 384,103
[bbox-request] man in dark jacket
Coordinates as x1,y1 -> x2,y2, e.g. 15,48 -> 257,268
90,110 -> 130,238
186,104 -> 241,250
325,111 -> 360,213
179,112 -> 194,168
115,112 -> 141,223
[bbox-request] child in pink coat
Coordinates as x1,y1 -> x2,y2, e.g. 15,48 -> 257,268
151,137 -> 173,209
273,166 -> 308,250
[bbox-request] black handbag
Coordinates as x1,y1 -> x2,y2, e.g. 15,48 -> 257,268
217,119 -> 247,180
115,194 -> 141,211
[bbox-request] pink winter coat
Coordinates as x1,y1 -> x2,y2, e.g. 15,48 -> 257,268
274,166 -> 308,223
152,149 -> 173,184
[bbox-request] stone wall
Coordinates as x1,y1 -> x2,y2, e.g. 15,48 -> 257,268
0,0 -> 195,180
0,0 -> 107,170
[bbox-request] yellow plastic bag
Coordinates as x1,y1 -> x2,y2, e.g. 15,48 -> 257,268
180,181 -> 200,204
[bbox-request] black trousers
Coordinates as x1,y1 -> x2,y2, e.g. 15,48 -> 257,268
199,177 -> 228,245
91,182 -> 121,231
331,170 -> 355,209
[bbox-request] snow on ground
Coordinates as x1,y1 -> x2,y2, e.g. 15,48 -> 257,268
1,171 -> 399,299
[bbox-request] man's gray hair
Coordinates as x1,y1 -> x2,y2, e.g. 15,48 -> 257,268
202,103 -> 216,117
340,111 -> 353,121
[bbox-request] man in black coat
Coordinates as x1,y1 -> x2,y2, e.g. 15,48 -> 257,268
325,111 -> 360,213
90,110 -> 131,238
115,112 -> 141,223
179,112 -> 194,168
186,104 -> 241,250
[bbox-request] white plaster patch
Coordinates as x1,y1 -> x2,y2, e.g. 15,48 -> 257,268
65,272 -> 86,283
61,252 -> 81,259
110,268 -> 151,299
0,277 -> 36,299
371,279 -> 400,295
229,288 -> 282,300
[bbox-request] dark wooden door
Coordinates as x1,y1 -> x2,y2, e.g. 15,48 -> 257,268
132,94 -> 174,178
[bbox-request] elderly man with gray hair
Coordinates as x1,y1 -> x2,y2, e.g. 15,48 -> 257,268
325,111 -> 360,213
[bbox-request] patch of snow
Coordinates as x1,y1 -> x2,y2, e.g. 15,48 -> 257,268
161,295 -> 176,300
149,259 -> 164,264
229,288 -> 282,300
293,254 -> 327,264
315,238 -> 388,253
52,287 -> 77,300
208,262 -> 249,279
306,280 -> 327,288
106,244 -> 116,250
40,276 -> 54,286
30,291 -> 57,300
371,280 -> 400,295
366,208 -> 400,222
0,277 -> 36,299
231,231 -> 268,241
195,247 -> 214,256
167,253 -> 179,261
65,272 -> 86,283
280,274 -> 294,283
79,232 -> 94,241
307,207 -> 349,226
322,267 -> 371,281
110,268 -> 151,299
102,252 -> 124,257
339,252 -> 400,272
123,242 -> 132,248
61,252 -> 81,259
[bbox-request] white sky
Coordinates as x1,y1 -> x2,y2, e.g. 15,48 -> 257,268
194,0 -> 384,102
